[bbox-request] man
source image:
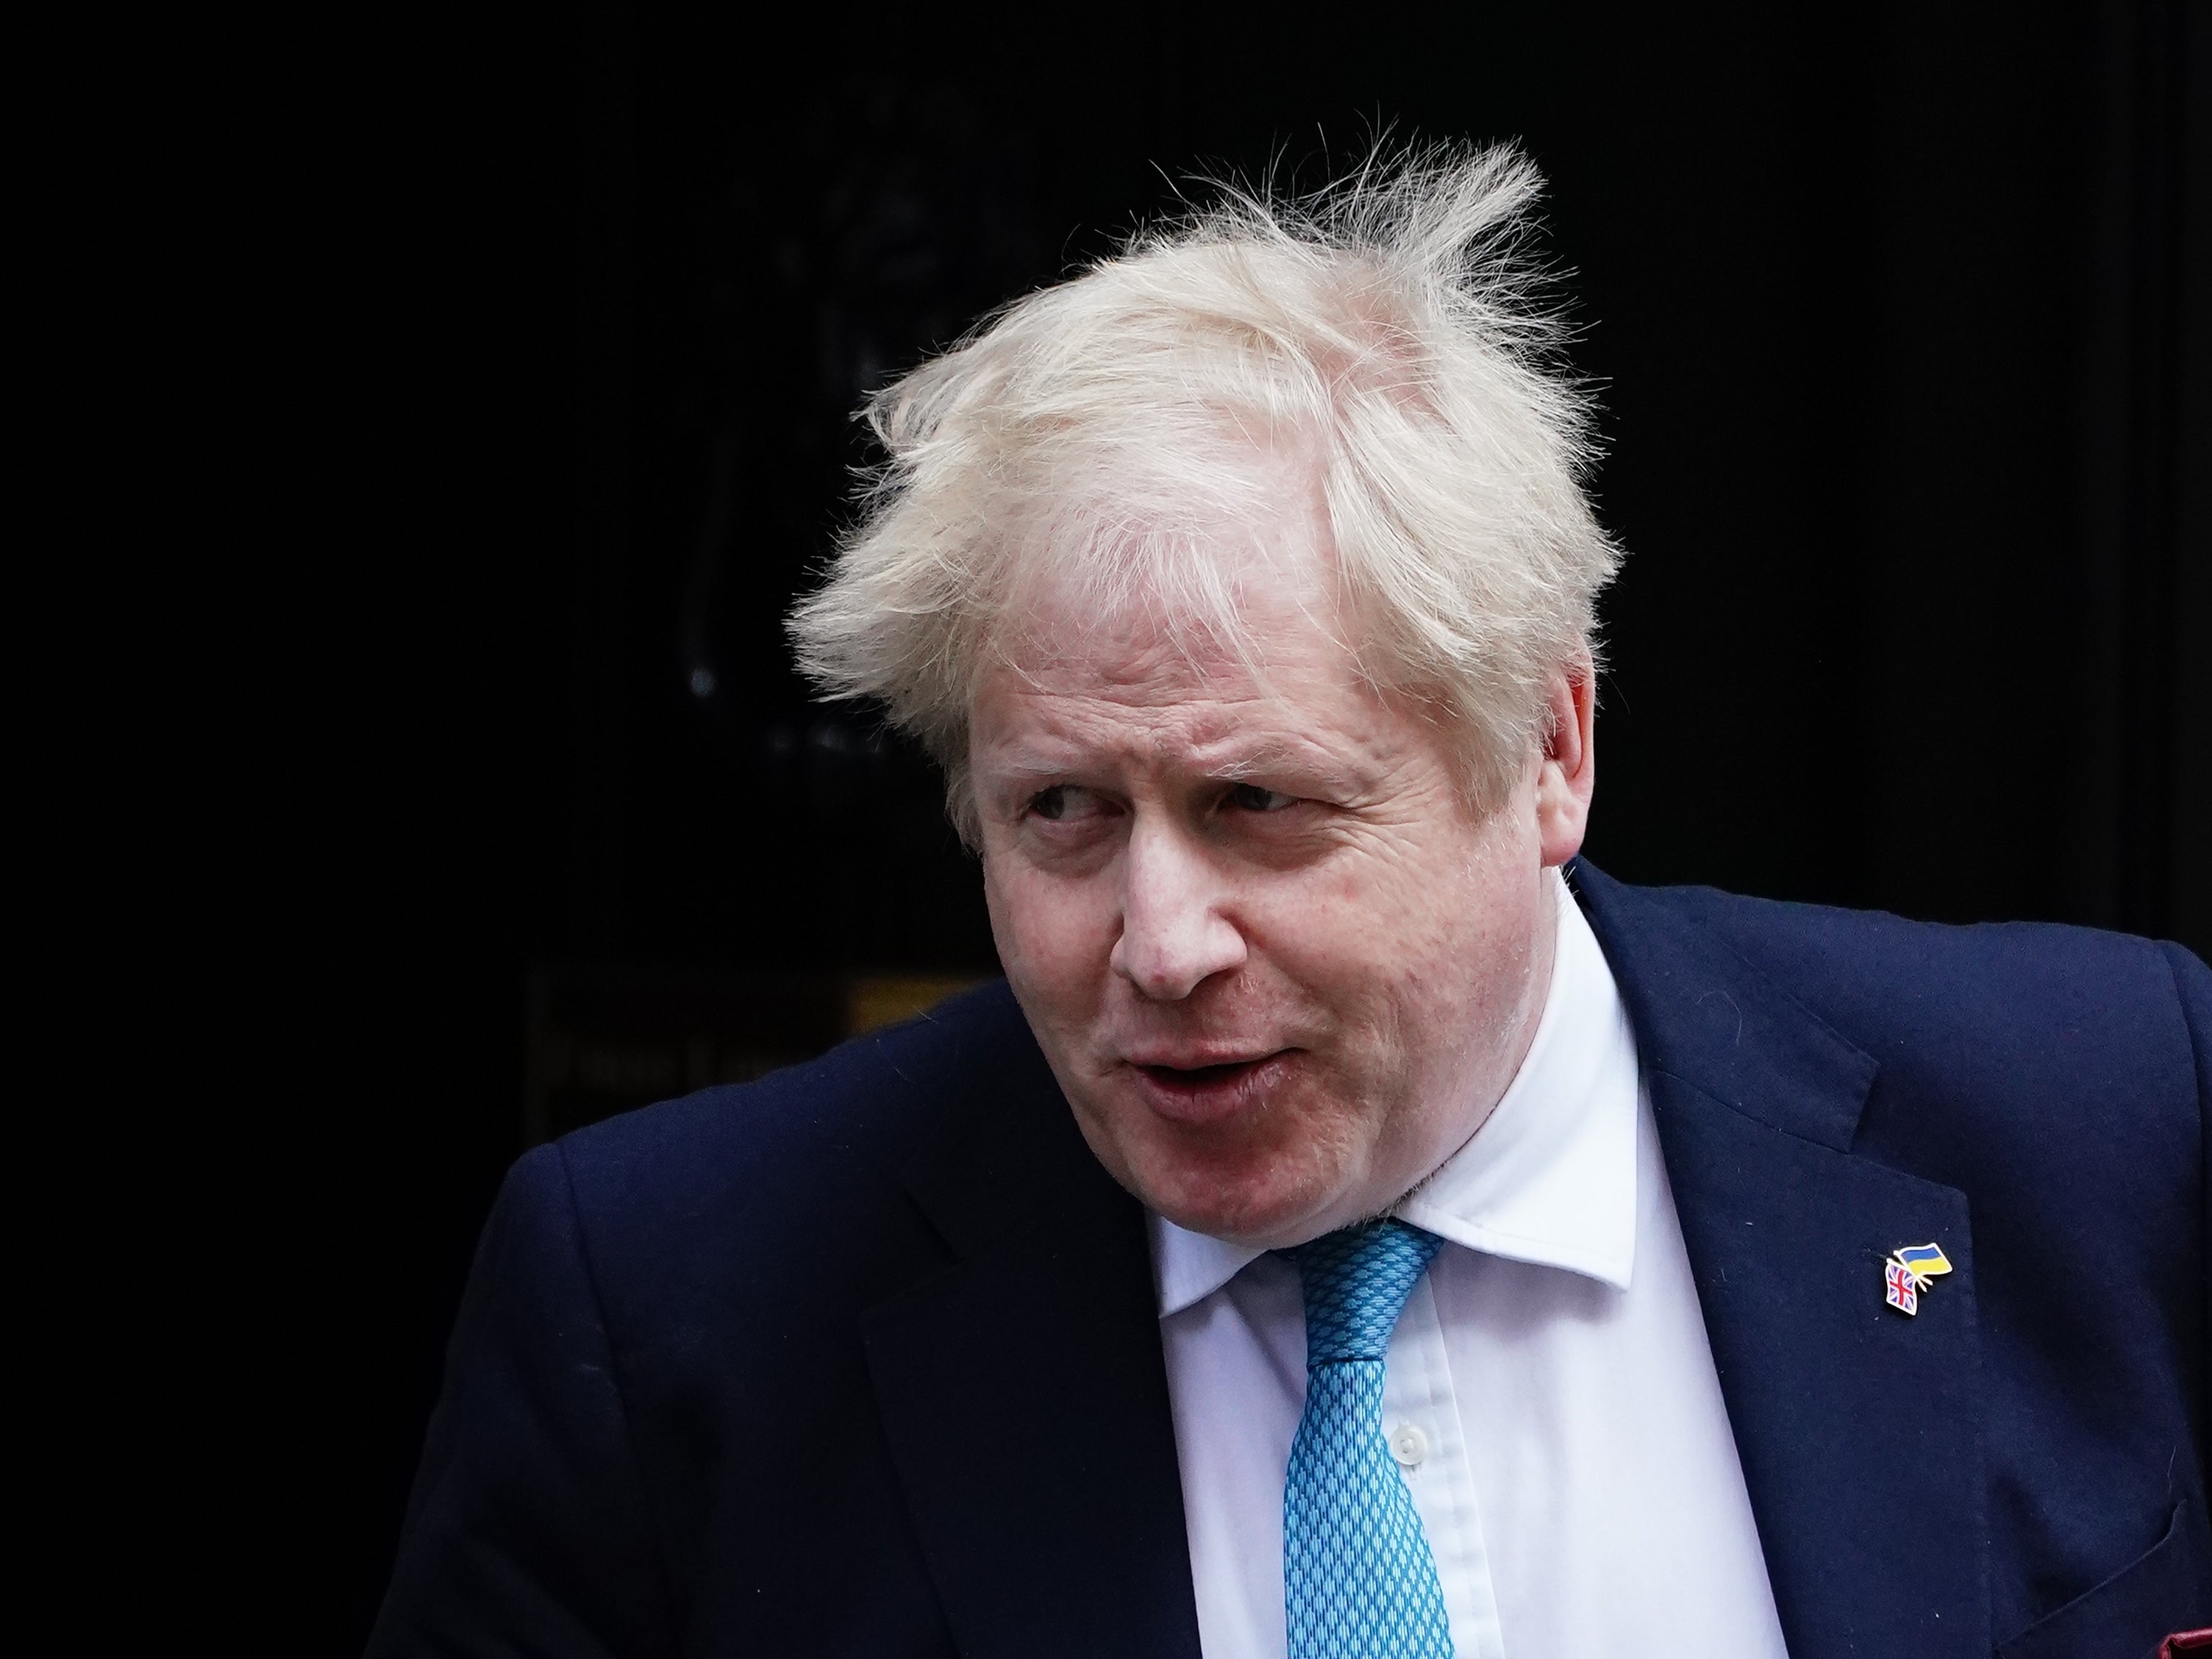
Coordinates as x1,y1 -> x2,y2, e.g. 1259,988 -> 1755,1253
372,148 -> 2210,1656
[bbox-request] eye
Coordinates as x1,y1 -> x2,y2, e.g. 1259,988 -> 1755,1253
1226,782 -> 1296,813
1027,785 -> 1117,824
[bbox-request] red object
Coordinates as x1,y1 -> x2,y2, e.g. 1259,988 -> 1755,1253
1883,1258 -> 1917,1315
2161,1630 -> 2212,1657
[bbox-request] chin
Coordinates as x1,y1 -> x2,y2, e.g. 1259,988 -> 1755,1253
1151,1187 -> 1277,1243
1118,1133 -> 1356,1247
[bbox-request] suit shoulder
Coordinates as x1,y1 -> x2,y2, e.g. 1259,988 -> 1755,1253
544,978 -> 1035,1255
1614,878 -> 2205,1151
1644,880 -> 2191,1042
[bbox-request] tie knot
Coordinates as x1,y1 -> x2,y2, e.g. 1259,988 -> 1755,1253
1282,1219 -> 1443,1365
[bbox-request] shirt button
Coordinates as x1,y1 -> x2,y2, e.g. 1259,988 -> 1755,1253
1389,1422 -> 1428,1468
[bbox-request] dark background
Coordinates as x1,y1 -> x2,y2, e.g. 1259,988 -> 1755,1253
324,1 -> 2205,1648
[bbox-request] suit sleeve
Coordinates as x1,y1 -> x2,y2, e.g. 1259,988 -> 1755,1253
2160,941 -> 2212,1500
367,1144 -> 676,1659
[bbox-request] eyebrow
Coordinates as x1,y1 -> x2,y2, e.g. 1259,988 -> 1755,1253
980,731 -> 1381,796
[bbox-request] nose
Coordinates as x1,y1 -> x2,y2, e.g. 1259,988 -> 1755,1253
1110,816 -> 1246,1002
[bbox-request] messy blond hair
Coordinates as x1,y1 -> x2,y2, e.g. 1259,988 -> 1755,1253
788,143 -> 1621,841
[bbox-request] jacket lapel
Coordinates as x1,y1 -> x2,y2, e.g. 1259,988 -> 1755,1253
858,1040 -> 1203,1659
1573,862 -> 1989,1659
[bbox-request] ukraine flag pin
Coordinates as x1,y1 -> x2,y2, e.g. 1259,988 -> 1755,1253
1883,1243 -> 1952,1315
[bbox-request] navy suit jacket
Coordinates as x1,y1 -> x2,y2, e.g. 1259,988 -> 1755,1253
371,863 -> 2212,1657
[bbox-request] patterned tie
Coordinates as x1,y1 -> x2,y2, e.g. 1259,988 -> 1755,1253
1281,1220 -> 1454,1659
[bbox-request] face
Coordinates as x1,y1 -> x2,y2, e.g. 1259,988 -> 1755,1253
971,550 -> 1595,1249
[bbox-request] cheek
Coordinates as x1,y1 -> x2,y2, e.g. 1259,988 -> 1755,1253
1419,821 -> 1538,984
983,858 -> 1116,1021
1246,813 -> 1534,1035
1257,835 -> 1477,981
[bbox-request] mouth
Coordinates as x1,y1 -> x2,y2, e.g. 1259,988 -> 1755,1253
1125,1051 -> 1294,1125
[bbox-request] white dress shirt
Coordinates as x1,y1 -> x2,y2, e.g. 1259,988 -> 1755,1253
1151,872 -> 1791,1658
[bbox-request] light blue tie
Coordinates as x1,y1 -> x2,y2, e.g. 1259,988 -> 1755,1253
1282,1220 -> 1454,1659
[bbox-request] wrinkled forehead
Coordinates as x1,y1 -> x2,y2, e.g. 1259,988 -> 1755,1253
979,440 -> 1358,700
987,559 -> 1366,743
968,612 -> 1424,814
968,546 -> 1421,806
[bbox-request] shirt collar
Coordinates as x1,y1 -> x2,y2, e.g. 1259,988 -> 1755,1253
1152,870 -> 1641,1316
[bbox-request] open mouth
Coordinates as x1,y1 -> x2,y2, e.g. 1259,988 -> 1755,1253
1127,1052 -> 1291,1122
1138,1060 -> 1266,1088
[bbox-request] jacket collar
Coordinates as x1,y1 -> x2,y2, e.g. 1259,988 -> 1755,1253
1569,860 -> 1990,1659
858,1027 -> 1204,1659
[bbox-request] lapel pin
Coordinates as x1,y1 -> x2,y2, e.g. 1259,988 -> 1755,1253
1883,1243 -> 1952,1315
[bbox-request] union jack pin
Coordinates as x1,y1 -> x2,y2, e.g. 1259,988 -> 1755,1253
1883,1242 -> 1953,1316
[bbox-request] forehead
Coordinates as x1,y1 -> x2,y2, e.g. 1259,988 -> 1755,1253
971,566 -> 1416,779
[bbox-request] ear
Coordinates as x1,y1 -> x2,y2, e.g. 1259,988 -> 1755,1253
1535,650 -> 1596,867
